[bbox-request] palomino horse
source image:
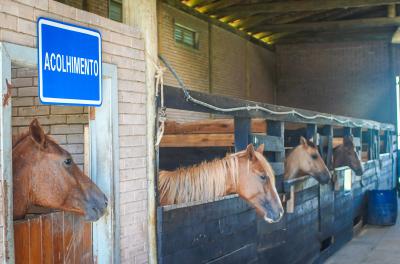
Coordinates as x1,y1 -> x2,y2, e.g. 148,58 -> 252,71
284,137 -> 331,184
333,136 -> 363,176
12,119 -> 108,221
159,144 -> 284,223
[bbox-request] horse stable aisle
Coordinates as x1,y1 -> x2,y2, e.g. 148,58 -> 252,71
326,204 -> 400,264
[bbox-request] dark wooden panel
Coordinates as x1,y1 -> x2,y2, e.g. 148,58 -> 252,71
158,143 -> 395,264
249,134 -> 284,152
270,162 -> 284,176
234,117 -> 251,152
207,243 -> 257,264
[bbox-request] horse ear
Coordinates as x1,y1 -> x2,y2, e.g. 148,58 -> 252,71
246,144 -> 256,160
29,119 -> 46,148
300,136 -> 307,146
256,144 -> 264,153
343,136 -> 354,148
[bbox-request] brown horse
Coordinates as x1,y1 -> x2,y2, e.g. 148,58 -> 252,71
159,144 -> 284,223
284,137 -> 331,184
333,136 -> 363,176
12,119 -> 107,221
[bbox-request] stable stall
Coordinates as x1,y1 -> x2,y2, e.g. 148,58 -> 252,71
156,85 -> 396,264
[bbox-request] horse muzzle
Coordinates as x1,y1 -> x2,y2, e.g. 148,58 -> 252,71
262,201 -> 284,223
313,171 -> 332,185
264,210 -> 284,223
84,193 -> 108,221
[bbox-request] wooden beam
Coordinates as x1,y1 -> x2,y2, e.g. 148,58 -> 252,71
267,121 -> 285,162
255,17 -> 400,33
164,119 -> 267,134
234,117 -> 251,151
274,28 -> 394,44
163,85 -> 395,131
321,125 -> 333,169
160,133 -> 234,147
211,0 -> 400,16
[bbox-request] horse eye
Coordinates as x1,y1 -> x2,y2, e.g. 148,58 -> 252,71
311,154 -> 318,160
260,175 -> 267,181
64,158 -> 72,166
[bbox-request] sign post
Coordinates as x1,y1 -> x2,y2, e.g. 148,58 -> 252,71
37,18 -> 102,106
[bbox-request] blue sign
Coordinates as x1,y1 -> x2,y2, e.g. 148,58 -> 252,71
37,18 -> 102,106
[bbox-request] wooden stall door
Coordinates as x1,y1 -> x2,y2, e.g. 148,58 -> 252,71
14,212 -> 92,264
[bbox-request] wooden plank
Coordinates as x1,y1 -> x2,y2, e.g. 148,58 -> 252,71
42,214 -> 54,264
343,127 -> 352,137
164,85 -> 394,131
270,162 -> 284,176
73,216 -> 85,264
64,213 -> 75,263
164,119 -> 267,134
234,117 -> 251,152
321,125 -> 333,169
29,217 -> 42,264
306,124 -> 317,142
160,133 -> 234,147
210,0 -> 400,16
14,221 -> 30,264
52,212 -> 64,264
249,135 -> 284,152
255,17 -> 400,33
267,121 -> 285,162
82,222 -> 93,264
207,243 -> 257,264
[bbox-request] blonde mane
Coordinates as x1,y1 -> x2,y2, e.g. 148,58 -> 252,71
159,154 -> 240,205
159,150 -> 276,205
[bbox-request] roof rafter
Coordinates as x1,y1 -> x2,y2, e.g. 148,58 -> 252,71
210,0 -> 400,16
254,17 -> 400,33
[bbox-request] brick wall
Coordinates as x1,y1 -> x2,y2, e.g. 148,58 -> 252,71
158,4 -> 277,122
0,1 -> 147,263
55,0 -> 108,18
276,41 -> 396,124
11,66 -> 88,169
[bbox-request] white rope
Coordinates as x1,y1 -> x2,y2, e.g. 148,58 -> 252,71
158,55 -> 382,130
147,52 -> 167,146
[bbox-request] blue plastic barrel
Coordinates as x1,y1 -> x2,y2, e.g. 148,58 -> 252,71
367,189 -> 398,226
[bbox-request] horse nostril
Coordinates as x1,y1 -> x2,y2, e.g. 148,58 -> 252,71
104,195 -> 108,207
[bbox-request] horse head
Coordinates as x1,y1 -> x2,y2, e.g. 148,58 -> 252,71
285,136 -> 331,184
334,136 -> 363,176
235,144 -> 284,223
12,119 -> 107,221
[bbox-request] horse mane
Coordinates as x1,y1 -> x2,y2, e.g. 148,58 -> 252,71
13,131 -> 31,148
159,154 -> 240,205
159,150 -> 276,205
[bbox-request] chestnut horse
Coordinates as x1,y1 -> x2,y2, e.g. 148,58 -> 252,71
159,144 -> 284,223
284,137 -> 332,184
12,119 -> 108,221
333,136 -> 363,176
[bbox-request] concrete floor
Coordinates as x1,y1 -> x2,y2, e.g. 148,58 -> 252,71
325,220 -> 400,264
